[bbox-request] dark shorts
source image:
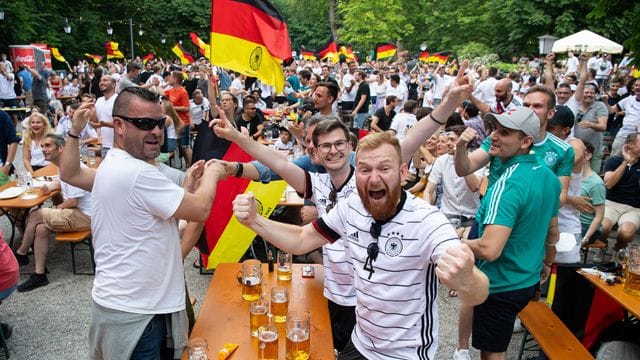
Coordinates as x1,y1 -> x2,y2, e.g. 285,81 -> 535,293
472,284 -> 537,353
179,125 -> 191,147
0,98 -> 17,108
328,300 -> 356,353
337,340 -> 366,360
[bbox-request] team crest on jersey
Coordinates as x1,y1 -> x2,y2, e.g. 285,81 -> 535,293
385,233 -> 403,257
543,151 -> 559,167
348,232 -> 359,242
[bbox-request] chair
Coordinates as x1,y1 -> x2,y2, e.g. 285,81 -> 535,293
55,230 -> 95,275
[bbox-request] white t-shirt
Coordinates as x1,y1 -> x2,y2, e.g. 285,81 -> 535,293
304,170 -> 357,307
340,73 -> 356,102
30,140 -> 49,167
61,166 -> 92,217
313,191 -> 460,360
189,98 -> 210,126
616,96 -> 640,139
428,154 -> 482,218
95,94 -> 117,148
389,112 -> 417,142
565,56 -> 579,75
473,77 -> 498,105
230,78 -> 244,105
91,148 -> 185,314
386,84 -> 407,113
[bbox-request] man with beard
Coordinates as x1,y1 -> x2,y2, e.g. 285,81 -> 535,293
574,83 -> 607,172
233,131 -> 488,360
59,87 -> 226,359
91,75 -> 117,157
470,78 -> 522,115
212,115 -> 358,353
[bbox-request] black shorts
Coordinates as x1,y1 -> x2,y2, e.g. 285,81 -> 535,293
472,284 -> 537,352
337,340 -> 366,360
328,300 -> 356,353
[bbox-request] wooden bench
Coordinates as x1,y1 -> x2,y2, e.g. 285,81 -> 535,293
55,230 -> 95,275
517,301 -> 594,360
581,241 -> 608,264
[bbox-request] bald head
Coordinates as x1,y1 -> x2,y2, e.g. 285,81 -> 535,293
495,78 -> 512,103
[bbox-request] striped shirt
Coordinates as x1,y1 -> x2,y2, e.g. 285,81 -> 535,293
302,168 -> 357,306
312,191 -> 460,360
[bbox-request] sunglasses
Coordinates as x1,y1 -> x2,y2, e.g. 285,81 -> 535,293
114,114 -> 167,130
325,189 -> 338,213
364,222 -> 381,280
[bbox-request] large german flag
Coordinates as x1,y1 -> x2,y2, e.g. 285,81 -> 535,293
210,0 -> 291,93
375,43 -> 397,60
105,41 -> 124,59
317,36 -> 339,63
172,44 -> 195,65
192,128 -> 286,269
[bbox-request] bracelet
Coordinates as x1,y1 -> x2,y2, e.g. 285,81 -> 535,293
429,114 -> 445,126
67,131 -> 80,139
234,162 -> 244,178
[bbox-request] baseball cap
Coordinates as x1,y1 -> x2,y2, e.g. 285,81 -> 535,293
484,106 -> 541,141
548,105 -> 575,129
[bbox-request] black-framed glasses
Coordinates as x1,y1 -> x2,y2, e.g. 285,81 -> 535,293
364,222 -> 381,280
317,139 -> 348,154
114,114 -> 167,131
325,189 -> 338,213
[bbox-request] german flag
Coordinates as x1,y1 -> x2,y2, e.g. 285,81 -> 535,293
419,50 -> 430,62
425,51 -> 450,64
210,0 -> 292,93
375,43 -> 397,60
192,127 -> 286,269
300,46 -> 316,61
142,52 -> 155,64
50,47 -> 66,62
317,36 -> 339,63
105,41 -> 124,59
172,44 -> 195,65
189,32 -> 211,59
339,44 -> 356,62
84,53 -> 103,64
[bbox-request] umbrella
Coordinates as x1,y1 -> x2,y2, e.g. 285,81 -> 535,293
551,30 -> 623,54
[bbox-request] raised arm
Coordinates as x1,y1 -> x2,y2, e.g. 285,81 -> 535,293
573,53 -> 589,104
60,102 -> 97,191
435,244 -> 489,306
455,127 -> 490,176
234,192 -> 328,255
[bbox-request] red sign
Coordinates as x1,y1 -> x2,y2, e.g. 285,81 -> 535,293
9,45 -> 51,70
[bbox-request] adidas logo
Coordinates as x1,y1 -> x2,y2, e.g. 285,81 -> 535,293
348,232 -> 359,242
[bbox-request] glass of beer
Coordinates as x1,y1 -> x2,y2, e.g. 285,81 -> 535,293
242,259 -> 263,301
277,250 -> 292,281
249,299 -> 270,337
271,285 -> 289,323
258,324 -> 279,360
623,244 -> 640,296
286,311 -> 310,360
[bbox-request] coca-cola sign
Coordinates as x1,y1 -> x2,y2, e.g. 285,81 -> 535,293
10,45 -> 36,68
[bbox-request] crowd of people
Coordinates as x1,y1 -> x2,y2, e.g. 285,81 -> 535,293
0,46 -> 638,359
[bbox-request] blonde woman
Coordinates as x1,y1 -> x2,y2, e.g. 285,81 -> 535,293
22,113 -> 52,172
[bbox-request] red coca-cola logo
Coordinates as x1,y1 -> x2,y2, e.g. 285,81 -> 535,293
15,55 -> 34,63
10,46 -> 37,68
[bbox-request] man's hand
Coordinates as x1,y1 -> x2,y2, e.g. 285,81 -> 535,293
570,196 -> 594,213
540,263 -> 552,284
435,243 -> 475,293
622,144 -> 638,164
209,159 -> 237,178
0,164 -> 10,176
447,60 -> 473,105
203,159 -> 227,183
183,160 -> 205,193
233,192 -> 258,226
72,102 -> 94,134
300,205 -> 318,225
578,121 -> 592,129
210,105 -> 241,141
457,127 -> 477,149
545,53 -> 555,64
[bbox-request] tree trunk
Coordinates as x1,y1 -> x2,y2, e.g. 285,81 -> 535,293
329,0 -> 337,41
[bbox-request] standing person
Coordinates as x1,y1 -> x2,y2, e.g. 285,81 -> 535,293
351,70 -> 370,129
389,100 -> 418,142
117,62 -> 142,93
0,62 -> 17,108
232,131 -> 489,360
91,75 -> 117,157
0,109 -> 19,186
164,71 -> 192,167
369,95 -> 397,133
60,86 -> 226,359
573,84 -> 608,172
608,78 -> 640,156
28,63 -> 51,114
339,61 -> 357,115
463,107 -> 561,360
189,88 -> 210,137
470,78 -> 522,115
14,134 -> 92,291
17,65 -> 33,106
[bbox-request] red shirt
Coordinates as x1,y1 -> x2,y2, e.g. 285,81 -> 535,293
0,236 -> 19,292
165,86 -> 191,126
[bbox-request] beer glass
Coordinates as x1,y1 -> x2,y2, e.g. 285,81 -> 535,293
249,299 -> 270,337
242,259 -> 262,301
286,311 -> 310,360
623,244 -> 640,296
187,337 -> 209,360
258,324 -> 279,360
277,250 -> 292,281
271,285 -> 289,323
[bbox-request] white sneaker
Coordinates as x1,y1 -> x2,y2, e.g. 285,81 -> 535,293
513,317 -> 524,333
592,248 -> 605,263
453,349 -> 471,360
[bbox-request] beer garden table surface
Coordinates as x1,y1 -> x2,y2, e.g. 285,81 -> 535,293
578,270 -> 640,318
183,263 -> 334,359
1,107 -> 30,122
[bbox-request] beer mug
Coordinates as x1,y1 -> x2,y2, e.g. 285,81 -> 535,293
242,259 -> 263,301
277,250 -> 292,281
271,285 -> 289,323
286,311 -> 310,360
623,244 -> 640,296
88,150 -> 97,166
249,299 -> 270,337
187,337 -> 209,360
258,324 -> 279,360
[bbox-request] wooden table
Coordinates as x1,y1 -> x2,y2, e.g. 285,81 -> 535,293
183,263 -> 333,360
0,107 -> 30,123
0,164 -> 60,246
579,271 -> 640,318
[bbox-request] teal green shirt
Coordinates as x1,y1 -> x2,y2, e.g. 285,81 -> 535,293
579,172 -> 606,228
480,132 -> 575,188
476,153 -> 561,294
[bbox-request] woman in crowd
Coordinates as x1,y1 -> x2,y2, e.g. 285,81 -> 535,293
22,113 -> 52,173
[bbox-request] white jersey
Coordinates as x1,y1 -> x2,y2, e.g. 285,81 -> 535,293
616,96 -> 640,140
428,154 -> 482,218
389,112 -> 417,142
313,191 -> 460,360
95,94 -> 117,148
303,168 -> 357,306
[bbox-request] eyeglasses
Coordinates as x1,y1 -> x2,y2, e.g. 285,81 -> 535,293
114,114 -> 167,130
364,222 -> 381,279
317,139 -> 348,154
324,189 -> 338,213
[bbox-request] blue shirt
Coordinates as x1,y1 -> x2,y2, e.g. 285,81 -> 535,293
0,110 -> 20,164
17,69 -> 33,92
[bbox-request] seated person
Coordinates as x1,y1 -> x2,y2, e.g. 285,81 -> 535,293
22,112 -> 52,172
55,102 -> 99,155
236,96 -> 264,140
579,142 -> 606,245
273,126 -> 295,153
14,134 -> 92,291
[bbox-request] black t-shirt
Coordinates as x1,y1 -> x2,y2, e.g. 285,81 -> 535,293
604,156 -> 640,208
373,107 -> 395,131
236,113 -> 264,138
354,82 -> 371,114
